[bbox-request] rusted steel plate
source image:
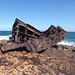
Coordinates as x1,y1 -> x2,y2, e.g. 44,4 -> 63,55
1,18 -> 67,53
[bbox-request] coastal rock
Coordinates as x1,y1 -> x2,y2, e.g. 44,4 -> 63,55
72,49 -> 75,52
0,43 -> 75,75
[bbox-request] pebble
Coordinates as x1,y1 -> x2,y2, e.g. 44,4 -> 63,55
0,43 -> 75,75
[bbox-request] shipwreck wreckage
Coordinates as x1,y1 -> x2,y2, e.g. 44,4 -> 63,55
1,18 -> 67,53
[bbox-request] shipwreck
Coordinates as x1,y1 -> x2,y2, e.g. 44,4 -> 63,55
1,18 -> 67,53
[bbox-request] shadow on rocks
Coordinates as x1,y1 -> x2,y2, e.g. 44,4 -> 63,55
1,47 -> 31,54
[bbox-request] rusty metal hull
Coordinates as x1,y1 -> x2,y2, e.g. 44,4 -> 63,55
1,18 -> 67,53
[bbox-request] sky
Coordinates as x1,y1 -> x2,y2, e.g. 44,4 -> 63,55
0,0 -> 75,32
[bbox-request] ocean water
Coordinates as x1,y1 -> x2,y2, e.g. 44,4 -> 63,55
58,32 -> 75,47
0,31 -> 75,47
0,31 -> 12,40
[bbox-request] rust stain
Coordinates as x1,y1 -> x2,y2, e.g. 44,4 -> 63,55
1,18 -> 67,53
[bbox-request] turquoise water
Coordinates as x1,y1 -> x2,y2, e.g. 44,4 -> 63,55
0,31 -> 75,46
58,32 -> 75,46
0,31 -> 12,36
65,32 -> 75,40
0,31 -> 12,40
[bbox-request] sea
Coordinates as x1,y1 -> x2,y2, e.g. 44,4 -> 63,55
0,31 -> 75,47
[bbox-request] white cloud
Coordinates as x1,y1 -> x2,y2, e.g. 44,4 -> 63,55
67,26 -> 75,32
0,24 -> 12,31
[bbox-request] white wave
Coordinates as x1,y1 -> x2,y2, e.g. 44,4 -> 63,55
0,35 -> 11,40
58,41 -> 75,47
0,35 -> 75,47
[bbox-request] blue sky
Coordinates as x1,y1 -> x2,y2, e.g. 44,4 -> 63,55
0,0 -> 75,31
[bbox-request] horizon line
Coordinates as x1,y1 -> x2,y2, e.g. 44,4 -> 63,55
0,31 -> 75,32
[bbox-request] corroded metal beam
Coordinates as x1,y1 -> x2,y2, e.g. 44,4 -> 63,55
1,18 -> 67,53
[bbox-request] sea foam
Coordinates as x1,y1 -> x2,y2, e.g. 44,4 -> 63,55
58,41 -> 75,47
0,35 -> 75,47
0,35 -> 11,40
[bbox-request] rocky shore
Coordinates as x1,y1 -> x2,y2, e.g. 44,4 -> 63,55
0,41 -> 75,75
